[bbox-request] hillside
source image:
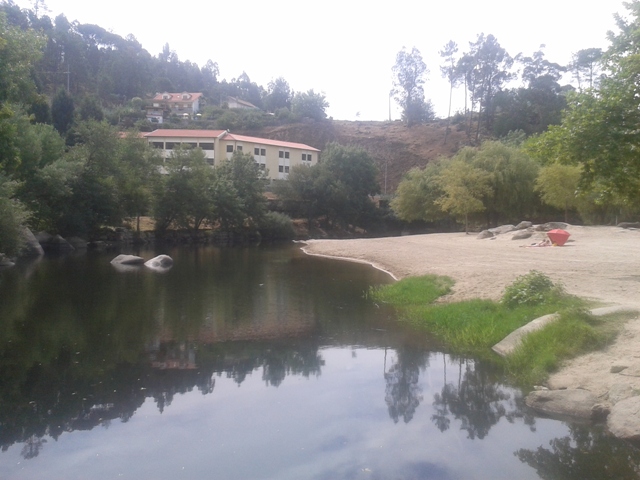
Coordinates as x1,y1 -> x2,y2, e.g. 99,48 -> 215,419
255,119 -> 471,193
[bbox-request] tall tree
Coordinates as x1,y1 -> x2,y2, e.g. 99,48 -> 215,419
439,40 -> 460,143
392,47 -> 433,126
264,77 -> 292,112
465,34 -> 514,141
570,48 -> 602,91
51,88 -> 74,135
291,89 -> 329,121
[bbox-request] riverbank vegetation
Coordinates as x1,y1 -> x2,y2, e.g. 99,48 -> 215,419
370,271 -> 618,387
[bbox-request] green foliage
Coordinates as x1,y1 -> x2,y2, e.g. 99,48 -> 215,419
51,88 -> 75,135
437,157 -> 492,232
275,143 -> 380,231
505,309 -> 608,386
0,174 -> 29,256
392,47 -> 432,126
501,270 -> 562,308
535,163 -> 583,222
257,211 -> 295,241
291,89 -> 328,121
391,162 -> 445,223
370,275 -> 454,306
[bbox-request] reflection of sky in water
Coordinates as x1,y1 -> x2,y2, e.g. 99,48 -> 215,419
0,348 -> 569,480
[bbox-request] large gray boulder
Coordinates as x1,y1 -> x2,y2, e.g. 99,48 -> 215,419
525,389 -> 608,420
111,254 -> 145,265
511,229 -> 533,240
515,221 -> 533,230
477,230 -> 494,239
37,233 -> 75,253
144,254 -> 173,272
618,222 -> 640,229
607,396 -> 640,441
20,228 -> 44,257
535,222 -> 569,232
489,224 -> 515,235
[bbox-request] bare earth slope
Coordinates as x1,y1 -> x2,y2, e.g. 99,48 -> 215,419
302,226 -> 640,397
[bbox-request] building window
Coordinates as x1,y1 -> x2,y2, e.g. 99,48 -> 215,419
185,142 -> 197,149
261,148 -> 266,156
151,142 -> 163,149
166,142 -> 177,150
254,147 -> 260,155
278,150 -> 290,159
226,145 -> 234,153
302,153 -> 313,162
200,143 -> 214,150
237,145 -> 243,152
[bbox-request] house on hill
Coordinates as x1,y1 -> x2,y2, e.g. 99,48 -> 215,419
146,92 -> 203,123
225,96 -> 260,110
143,129 -> 320,180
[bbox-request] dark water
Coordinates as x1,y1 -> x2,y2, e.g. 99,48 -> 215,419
0,245 -> 638,480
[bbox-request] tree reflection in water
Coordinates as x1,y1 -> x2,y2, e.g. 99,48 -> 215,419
431,356 -> 535,439
384,346 -> 429,423
516,424 -> 640,480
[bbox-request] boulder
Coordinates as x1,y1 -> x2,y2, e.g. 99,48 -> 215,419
607,383 -> 635,405
525,389 -> 606,420
617,222 -> 640,229
607,396 -> 640,441
477,230 -> 494,239
37,233 -> 75,253
488,224 -> 515,235
512,229 -> 533,240
110,254 -> 145,266
144,254 -> 173,272
19,228 -> 44,257
515,221 -> 533,230
67,236 -> 88,250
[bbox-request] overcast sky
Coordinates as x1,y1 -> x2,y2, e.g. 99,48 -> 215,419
11,0 -> 629,120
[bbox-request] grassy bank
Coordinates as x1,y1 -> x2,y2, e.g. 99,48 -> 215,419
370,272 -> 618,387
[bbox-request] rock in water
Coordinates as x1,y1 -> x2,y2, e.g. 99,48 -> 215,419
525,389 -> 604,420
144,255 -> 173,271
110,254 -> 145,265
607,396 -> 640,441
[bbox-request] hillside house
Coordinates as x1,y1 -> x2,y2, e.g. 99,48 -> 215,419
143,129 -> 320,180
226,96 -> 260,110
146,92 -> 203,123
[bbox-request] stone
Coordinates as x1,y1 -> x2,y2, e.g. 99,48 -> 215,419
515,221 -> 533,230
488,224 -> 515,235
110,254 -> 145,265
618,222 -> 640,229
525,389 -> 602,420
19,228 -> 44,257
144,254 -> 173,272
607,396 -> 640,441
38,233 -> 75,253
67,236 -> 88,250
608,383 -> 634,404
611,365 -> 628,374
476,230 -> 494,239
493,313 -> 560,357
511,230 -> 533,240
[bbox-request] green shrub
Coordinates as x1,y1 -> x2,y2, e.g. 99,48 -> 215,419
257,211 -> 295,241
501,270 -> 562,308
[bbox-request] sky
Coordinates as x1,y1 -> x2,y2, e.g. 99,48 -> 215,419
11,0 -> 630,121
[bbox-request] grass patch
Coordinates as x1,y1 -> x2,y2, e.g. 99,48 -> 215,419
370,271 -> 624,388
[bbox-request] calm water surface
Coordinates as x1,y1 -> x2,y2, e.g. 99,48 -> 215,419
0,244 -> 638,480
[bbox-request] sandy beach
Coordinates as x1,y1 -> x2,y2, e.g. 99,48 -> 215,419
302,225 -> 640,397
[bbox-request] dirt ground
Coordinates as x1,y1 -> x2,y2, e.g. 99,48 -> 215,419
302,225 -> 640,398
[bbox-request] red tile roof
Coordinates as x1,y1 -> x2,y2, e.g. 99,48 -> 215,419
143,129 -> 320,151
223,133 -> 320,152
143,129 -> 226,138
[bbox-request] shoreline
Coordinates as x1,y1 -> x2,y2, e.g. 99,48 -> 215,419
300,226 -> 640,404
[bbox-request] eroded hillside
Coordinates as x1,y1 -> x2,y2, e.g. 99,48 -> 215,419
257,120 -> 471,193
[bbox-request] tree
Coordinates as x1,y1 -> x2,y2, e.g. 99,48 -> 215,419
439,40 -> 460,143
535,164 -> 583,222
264,77 -> 292,112
570,48 -> 602,92
392,47 -> 431,126
0,174 -> 29,256
465,34 -> 514,140
391,162 -> 446,223
436,158 -> 492,233
51,88 -> 74,135
524,1 -> 640,209
291,89 -> 329,121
